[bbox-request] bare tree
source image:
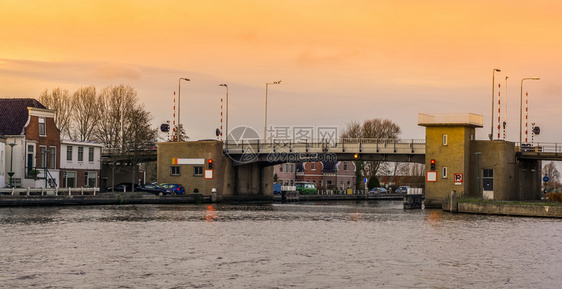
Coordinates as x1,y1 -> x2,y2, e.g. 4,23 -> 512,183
543,161 -> 560,189
71,86 -> 101,141
94,85 -> 135,150
39,88 -> 72,139
340,118 -> 402,180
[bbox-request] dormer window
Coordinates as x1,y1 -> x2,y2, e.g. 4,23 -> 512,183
39,117 -> 46,136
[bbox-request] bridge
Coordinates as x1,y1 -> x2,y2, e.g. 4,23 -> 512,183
100,139 -> 562,165
223,138 -> 426,165
222,138 -> 562,165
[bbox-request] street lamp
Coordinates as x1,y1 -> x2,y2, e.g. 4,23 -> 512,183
8,143 -> 16,188
219,83 -> 228,144
490,68 -> 501,140
44,149 -> 50,188
264,80 -> 281,141
520,77 -> 540,145
177,77 -> 190,142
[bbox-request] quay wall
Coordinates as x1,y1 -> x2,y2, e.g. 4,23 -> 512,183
443,200 -> 562,218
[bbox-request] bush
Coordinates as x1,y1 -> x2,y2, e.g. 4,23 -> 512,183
546,192 -> 562,202
367,176 -> 380,190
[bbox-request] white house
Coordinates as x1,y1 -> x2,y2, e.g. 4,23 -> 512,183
60,140 -> 103,188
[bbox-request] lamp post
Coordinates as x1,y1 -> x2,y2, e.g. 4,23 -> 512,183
219,83 -> 228,144
44,149 -> 50,188
177,78 -> 190,142
264,80 -> 281,141
519,77 -> 540,145
8,143 -> 16,188
490,68 -> 501,140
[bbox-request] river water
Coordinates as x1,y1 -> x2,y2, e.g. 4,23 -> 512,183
1,200 -> 561,288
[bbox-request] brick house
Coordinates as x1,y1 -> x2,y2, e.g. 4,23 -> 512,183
0,99 -> 60,188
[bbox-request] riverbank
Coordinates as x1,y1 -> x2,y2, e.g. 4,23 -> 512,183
443,197 -> 562,218
0,192 -> 407,207
0,192 -> 213,207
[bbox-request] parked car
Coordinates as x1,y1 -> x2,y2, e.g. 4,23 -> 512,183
160,183 -> 185,195
396,186 -> 411,194
368,187 -> 387,195
135,183 -> 169,195
106,182 -> 137,192
295,182 -> 317,194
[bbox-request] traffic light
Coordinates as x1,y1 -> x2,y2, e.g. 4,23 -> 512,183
430,159 -> 436,171
354,153 -> 359,159
208,159 -> 213,169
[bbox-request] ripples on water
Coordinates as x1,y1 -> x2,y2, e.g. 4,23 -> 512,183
1,201 -> 561,288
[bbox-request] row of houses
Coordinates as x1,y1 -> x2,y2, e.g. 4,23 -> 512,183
0,99 -> 102,189
274,161 -> 425,192
274,161 -> 357,192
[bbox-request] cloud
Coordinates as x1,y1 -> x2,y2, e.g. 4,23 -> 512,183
92,64 -> 142,80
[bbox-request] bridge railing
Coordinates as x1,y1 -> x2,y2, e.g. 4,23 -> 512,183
516,142 -> 562,153
224,138 -> 426,154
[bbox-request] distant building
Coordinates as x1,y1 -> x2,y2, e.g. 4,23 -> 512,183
274,161 -> 356,192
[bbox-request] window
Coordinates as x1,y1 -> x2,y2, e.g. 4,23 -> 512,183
49,146 -> 56,169
344,162 -> 348,171
66,146 -> 72,161
26,144 -> 34,174
89,147 -> 94,162
442,166 -> 448,178
39,146 -> 47,168
290,180 -> 294,186
78,147 -> 84,162
85,171 -> 97,187
311,162 -> 316,170
290,164 -> 294,173
347,180 -> 351,188
39,117 -> 46,136
171,166 -> 181,176
63,171 -> 76,188
280,165 -> 283,172
193,166 -> 202,176
279,179 -> 283,185
442,134 -> 448,146
483,169 -> 494,191
285,164 -> 289,172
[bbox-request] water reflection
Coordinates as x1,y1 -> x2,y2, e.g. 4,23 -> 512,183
1,201 -> 562,288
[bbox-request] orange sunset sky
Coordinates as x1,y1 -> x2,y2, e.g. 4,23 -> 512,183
1,0 -> 562,142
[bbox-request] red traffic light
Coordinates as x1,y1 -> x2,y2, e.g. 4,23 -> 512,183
208,159 -> 213,164
430,159 -> 435,164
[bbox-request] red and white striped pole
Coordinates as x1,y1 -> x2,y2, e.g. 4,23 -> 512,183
172,92 -> 176,142
497,83 -> 501,140
525,92 -> 529,143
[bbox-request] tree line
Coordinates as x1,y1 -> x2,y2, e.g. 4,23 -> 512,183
39,85 -> 157,151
